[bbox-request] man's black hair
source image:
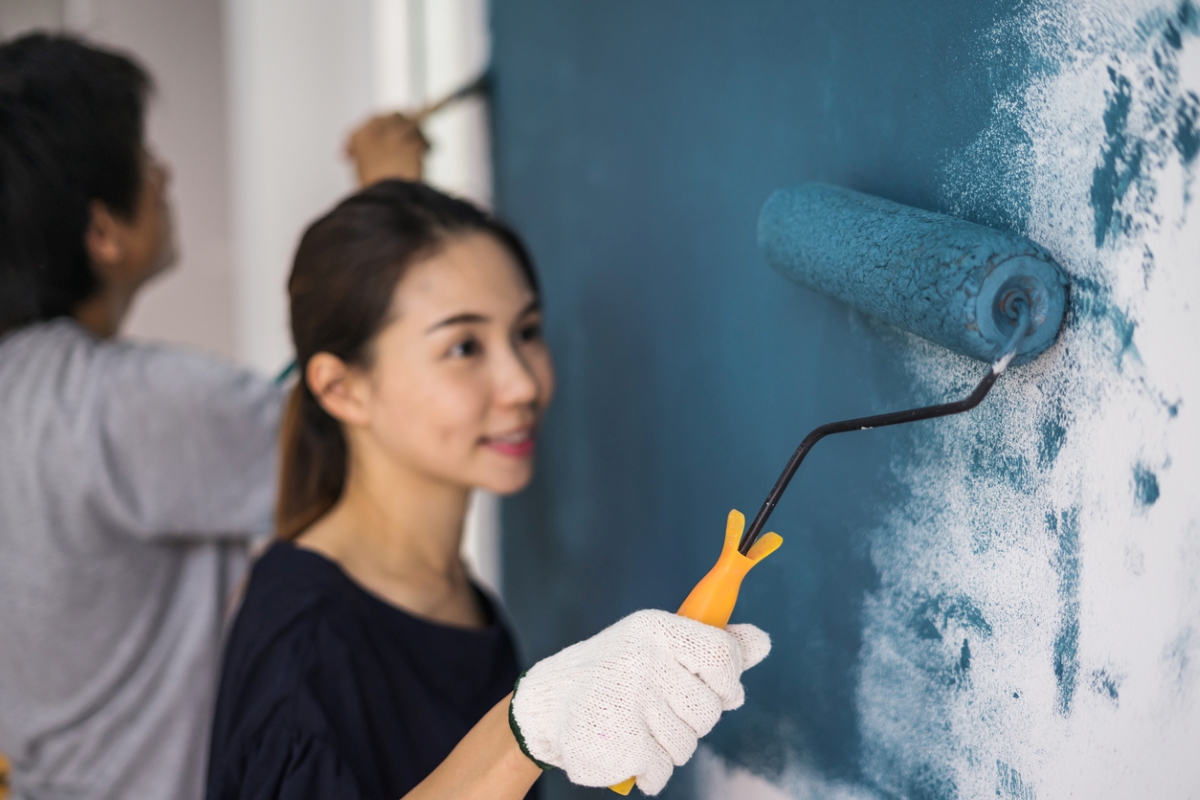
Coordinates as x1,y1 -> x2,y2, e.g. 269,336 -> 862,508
0,33 -> 152,335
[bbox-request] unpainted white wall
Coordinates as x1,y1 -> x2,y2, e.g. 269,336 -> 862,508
0,0 -> 65,37
222,0 -> 373,376
224,0 -> 493,377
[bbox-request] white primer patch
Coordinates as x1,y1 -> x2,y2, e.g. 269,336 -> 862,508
695,746 -> 876,800
855,1 -> 1200,797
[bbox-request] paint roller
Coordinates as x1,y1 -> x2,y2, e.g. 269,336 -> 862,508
608,183 -> 1068,795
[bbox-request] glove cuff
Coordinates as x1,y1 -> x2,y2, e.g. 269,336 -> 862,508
509,672 -> 555,772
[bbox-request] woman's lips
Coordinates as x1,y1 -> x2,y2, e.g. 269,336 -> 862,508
483,427 -> 536,458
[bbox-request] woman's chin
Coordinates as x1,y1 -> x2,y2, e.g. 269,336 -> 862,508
476,463 -> 536,496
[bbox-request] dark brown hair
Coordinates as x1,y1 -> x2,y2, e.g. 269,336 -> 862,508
277,179 -> 538,539
0,33 -> 152,335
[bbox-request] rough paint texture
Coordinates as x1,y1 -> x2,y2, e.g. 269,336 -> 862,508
491,1 -> 1199,798
860,2 -> 1200,796
758,184 -> 1069,364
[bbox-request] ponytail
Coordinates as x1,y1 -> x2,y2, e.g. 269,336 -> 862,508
275,381 -> 347,539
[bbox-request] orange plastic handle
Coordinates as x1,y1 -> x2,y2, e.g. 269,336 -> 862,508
609,510 -> 782,795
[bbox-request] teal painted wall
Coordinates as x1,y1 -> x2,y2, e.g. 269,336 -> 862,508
491,2 -> 1200,798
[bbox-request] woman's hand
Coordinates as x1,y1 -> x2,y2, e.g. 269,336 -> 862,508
510,609 -> 771,795
345,112 -> 430,187
401,610 -> 769,800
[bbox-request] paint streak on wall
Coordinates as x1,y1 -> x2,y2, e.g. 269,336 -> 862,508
850,1 -> 1200,797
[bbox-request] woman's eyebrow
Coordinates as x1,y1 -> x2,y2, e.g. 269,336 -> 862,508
424,299 -> 541,334
426,312 -> 489,333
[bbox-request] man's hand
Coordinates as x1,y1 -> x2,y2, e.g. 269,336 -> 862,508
345,112 -> 430,186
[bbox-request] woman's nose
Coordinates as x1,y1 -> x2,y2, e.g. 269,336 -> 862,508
496,346 -> 541,407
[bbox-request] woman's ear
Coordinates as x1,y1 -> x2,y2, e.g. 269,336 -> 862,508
306,352 -> 371,426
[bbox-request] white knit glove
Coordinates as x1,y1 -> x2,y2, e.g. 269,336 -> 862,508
509,609 -> 771,795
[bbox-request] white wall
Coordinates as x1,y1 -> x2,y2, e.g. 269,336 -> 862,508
371,0 -> 492,207
0,0 -> 65,37
852,5 -> 1200,795
224,0 -> 492,377
222,0 -> 373,376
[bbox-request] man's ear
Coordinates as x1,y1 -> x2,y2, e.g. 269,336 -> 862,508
307,352 -> 371,426
84,200 -> 126,281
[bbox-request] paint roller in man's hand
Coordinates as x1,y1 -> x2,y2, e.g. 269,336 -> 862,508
609,184 -> 1068,794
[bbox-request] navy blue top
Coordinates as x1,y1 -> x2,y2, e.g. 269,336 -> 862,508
206,542 -> 538,800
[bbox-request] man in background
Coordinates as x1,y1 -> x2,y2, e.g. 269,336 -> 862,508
0,33 -> 424,800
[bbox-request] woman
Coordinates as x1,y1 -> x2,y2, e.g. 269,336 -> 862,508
206,181 -> 771,798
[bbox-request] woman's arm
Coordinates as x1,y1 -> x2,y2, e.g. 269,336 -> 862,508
401,694 -> 540,800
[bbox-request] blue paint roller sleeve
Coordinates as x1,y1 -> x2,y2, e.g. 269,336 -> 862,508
758,183 -> 1069,365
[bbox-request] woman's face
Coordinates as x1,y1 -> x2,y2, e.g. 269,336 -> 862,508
353,232 -> 555,495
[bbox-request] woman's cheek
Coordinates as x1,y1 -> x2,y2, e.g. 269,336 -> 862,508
429,374 -> 491,448
535,350 -> 556,409
375,380 -> 435,454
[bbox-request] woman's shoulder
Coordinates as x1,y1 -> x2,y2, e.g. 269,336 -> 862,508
229,542 -> 362,655
213,544 -> 368,769
224,542 -> 523,705
222,542 -> 386,693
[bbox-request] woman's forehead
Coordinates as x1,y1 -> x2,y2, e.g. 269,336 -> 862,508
390,233 -> 535,321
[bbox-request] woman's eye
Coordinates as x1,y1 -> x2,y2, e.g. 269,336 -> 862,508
449,337 -> 482,358
518,322 -> 543,343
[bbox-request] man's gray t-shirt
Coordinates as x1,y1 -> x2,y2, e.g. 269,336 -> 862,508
0,319 -> 284,800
